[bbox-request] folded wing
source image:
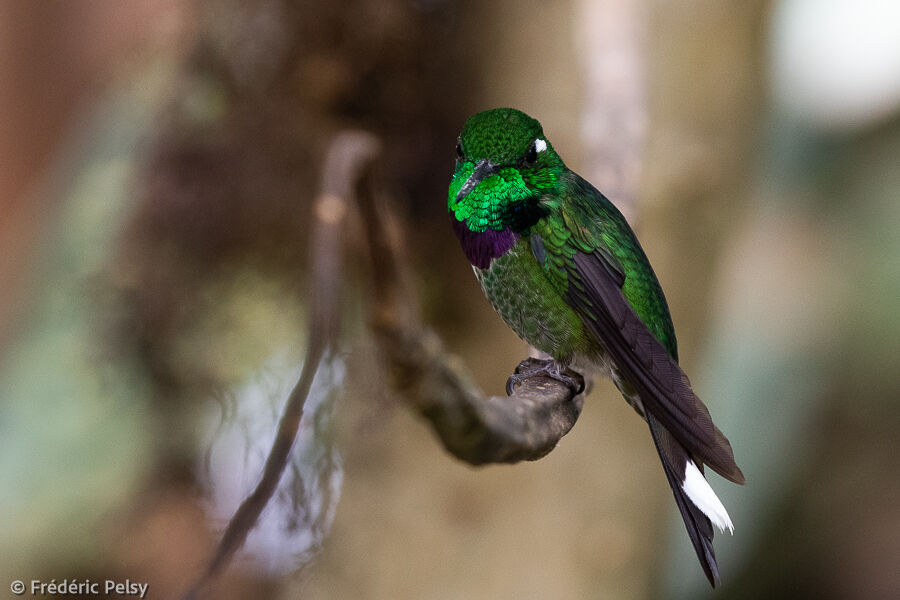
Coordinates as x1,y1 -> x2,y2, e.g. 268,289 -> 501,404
567,251 -> 745,484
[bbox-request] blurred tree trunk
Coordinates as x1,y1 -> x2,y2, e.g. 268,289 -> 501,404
0,0 -> 180,350
641,0 -> 770,357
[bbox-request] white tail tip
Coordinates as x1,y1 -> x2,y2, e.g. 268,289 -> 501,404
682,460 -> 735,534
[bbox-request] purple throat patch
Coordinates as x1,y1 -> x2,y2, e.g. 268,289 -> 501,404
451,217 -> 519,269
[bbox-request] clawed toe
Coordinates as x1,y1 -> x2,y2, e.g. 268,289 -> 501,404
505,372 -> 527,396
505,358 -> 585,396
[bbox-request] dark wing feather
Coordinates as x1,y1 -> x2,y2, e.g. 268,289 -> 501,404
569,251 -> 744,484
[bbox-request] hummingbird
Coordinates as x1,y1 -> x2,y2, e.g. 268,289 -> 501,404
448,108 -> 745,586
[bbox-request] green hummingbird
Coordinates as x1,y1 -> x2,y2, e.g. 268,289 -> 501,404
448,108 -> 745,587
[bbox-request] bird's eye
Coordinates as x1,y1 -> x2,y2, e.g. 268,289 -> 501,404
455,140 -> 464,159
524,138 -> 547,166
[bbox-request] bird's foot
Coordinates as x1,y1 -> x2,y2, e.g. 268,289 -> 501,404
506,358 -> 585,396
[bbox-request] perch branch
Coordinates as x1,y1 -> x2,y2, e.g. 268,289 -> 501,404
355,149 -> 584,465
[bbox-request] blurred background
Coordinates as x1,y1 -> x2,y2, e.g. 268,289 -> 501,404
1,0 -> 898,598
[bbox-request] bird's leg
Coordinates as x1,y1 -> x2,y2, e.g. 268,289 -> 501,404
506,357 -> 585,396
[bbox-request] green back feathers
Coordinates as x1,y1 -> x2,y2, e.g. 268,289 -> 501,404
549,173 -> 679,360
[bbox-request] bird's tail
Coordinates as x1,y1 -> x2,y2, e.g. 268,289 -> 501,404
647,413 -> 734,587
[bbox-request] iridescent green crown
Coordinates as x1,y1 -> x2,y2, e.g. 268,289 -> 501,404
460,108 -> 543,164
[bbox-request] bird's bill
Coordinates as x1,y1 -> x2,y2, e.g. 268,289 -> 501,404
455,158 -> 498,202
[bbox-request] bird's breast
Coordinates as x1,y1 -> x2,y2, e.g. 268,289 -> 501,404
474,238 -> 588,360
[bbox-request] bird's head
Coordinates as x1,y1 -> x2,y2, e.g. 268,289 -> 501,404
448,108 -> 565,234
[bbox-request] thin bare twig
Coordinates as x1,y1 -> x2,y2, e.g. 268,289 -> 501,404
182,131 -> 380,599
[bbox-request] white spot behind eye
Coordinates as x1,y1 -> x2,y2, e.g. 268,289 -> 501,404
534,138 -> 547,153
